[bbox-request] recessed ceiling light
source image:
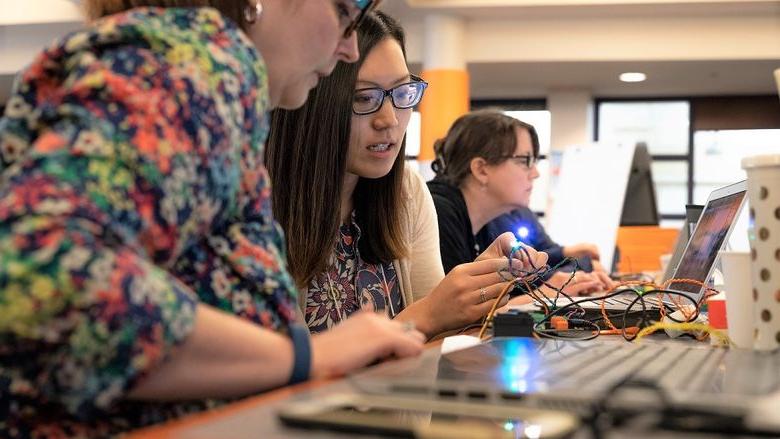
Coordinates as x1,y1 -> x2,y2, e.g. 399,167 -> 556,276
620,72 -> 647,83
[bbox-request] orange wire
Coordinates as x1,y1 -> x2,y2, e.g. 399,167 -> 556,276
478,280 -> 518,339
477,273 -> 720,341
662,278 -> 719,321
598,278 -> 720,333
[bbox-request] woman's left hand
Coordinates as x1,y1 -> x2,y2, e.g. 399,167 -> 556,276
399,257 -> 516,338
476,232 -> 548,270
397,233 -> 547,338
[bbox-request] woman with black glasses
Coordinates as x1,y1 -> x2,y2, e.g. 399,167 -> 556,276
429,110 -> 605,296
428,110 -> 543,274
267,12 -> 546,339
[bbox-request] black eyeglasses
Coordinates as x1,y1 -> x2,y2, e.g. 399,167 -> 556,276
352,75 -> 429,115
501,154 -> 546,170
341,0 -> 381,38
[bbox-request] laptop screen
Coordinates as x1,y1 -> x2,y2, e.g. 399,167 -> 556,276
668,188 -> 746,296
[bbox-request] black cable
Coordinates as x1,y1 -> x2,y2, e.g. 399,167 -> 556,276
498,246 -> 707,343
619,289 -> 700,341
531,287 -> 651,341
534,318 -> 602,341
535,287 -> 644,326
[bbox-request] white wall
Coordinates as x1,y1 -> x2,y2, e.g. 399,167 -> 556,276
548,89 -> 594,151
0,0 -> 84,101
0,22 -> 84,75
0,0 -> 83,26
398,2 -> 780,65
463,15 -> 780,63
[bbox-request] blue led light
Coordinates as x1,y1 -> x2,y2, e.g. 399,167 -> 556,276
517,226 -> 530,240
353,0 -> 373,10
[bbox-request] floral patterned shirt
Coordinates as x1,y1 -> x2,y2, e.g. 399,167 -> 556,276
305,218 -> 403,333
0,7 -> 298,437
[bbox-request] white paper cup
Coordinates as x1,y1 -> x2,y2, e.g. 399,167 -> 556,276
659,253 -> 672,272
719,251 -> 754,349
774,68 -> 780,98
742,154 -> 780,351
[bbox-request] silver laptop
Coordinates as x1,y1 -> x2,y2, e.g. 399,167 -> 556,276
545,180 -> 747,312
351,337 -> 780,435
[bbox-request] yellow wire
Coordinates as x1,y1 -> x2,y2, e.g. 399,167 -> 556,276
478,280 -> 518,339
632,321 -> 732,347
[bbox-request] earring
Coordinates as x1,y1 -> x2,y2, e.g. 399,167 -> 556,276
244,1 -> 263,24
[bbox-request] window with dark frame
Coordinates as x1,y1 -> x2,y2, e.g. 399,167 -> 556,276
595,95 -> 780,222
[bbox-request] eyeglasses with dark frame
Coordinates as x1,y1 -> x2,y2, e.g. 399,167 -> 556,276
342,0 -> 382,38
352,75 -> 429,115
501,154 -> 546,170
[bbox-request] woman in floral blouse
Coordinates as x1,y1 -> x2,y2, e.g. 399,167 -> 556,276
267,12 -> 547,338
0,0 -> 428,436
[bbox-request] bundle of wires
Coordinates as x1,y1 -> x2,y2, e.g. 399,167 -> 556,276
477,242 -> 729,345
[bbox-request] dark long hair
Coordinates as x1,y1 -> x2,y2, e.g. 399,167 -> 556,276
431,109 -> 540,187
266,11 -> 408,288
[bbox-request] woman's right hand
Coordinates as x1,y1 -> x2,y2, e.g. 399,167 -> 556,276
310,312 -> 425,379
544,271 -> 603,296
407,256 -> 536,337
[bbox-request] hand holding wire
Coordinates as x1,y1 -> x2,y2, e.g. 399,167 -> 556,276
477,232 -> 548,271
474,245 -> 726,345
415,257 -> 514,337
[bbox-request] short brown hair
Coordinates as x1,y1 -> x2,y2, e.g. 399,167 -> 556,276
84,0 -> 249,30
431,109 -> 540,187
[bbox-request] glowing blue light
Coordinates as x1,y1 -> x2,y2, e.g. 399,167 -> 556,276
500,339 -> 535,395
517,226 -> 530,240
525,424 -> 542,439
504,421 -> 515,431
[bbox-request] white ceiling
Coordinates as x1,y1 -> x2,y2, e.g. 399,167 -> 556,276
383,0 -> 780,99
1,1 -> 778,104
384,0 -> 780,19
441,59 -> 780,98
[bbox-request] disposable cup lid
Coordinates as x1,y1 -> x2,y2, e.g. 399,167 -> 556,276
742,154 -> 780,169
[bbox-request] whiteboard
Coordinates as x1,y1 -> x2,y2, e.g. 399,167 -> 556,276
545,142 -> 636,270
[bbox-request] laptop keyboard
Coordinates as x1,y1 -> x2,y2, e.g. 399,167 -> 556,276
541,292 -> 660,309
551,343 -> 780,397
354,338 -> 779,412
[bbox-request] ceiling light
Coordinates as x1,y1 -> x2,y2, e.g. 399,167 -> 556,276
620,72 -> 647,83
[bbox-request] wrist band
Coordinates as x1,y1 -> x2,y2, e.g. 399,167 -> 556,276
287,324 -> 311,385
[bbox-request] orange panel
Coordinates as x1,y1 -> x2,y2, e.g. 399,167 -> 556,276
418,69 -> 470,161
616,226 -> 680,273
